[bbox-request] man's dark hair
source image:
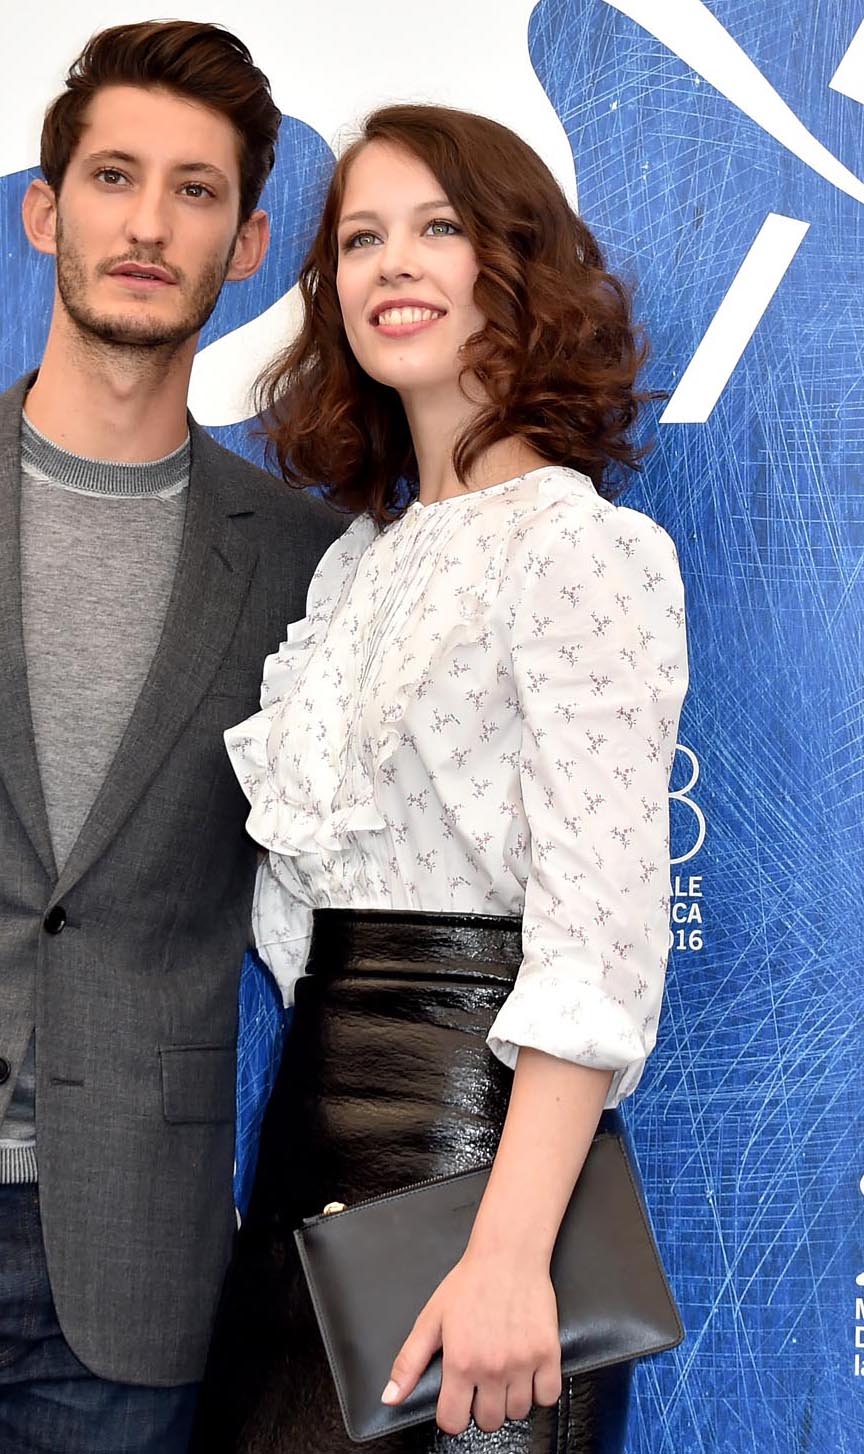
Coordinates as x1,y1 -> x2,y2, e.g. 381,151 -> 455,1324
40,19 -> 281,220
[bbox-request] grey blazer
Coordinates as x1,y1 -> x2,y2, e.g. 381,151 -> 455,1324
0,374 -> 344,1385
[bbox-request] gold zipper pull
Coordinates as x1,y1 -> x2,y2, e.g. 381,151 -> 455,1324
322,1201 -> 347,1216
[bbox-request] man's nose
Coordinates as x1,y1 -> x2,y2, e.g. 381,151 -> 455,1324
122,182 -> 172,249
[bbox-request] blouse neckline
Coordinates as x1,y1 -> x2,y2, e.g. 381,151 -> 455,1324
409,466 -> 569,512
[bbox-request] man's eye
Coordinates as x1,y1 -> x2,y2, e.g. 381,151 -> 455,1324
181,183 -> 213,200
96,168 -> 127,186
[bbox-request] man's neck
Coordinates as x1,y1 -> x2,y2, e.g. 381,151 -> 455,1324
25,311 -> 194,462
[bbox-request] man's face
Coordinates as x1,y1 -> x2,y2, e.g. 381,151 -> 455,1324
49,84 -> 253,350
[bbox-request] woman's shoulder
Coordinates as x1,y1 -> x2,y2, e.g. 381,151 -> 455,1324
506,466 -> 682,582
255,514 -> 376,708
303,512 -> 378,619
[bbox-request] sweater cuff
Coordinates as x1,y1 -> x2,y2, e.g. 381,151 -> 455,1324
0,1143 -> 38,1183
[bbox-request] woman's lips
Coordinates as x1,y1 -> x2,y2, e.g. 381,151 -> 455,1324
373,305 -> 445,338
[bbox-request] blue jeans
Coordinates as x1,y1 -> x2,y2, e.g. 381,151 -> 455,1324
0,1185 -> 198,1454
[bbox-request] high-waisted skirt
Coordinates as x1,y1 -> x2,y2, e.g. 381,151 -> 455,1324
193,910 -> 633,1454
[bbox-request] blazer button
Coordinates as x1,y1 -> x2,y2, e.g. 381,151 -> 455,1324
0,1059 -> 10,1085
43,905 -> 67,935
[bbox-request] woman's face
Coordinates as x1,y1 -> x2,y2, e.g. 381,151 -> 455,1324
335,141 -> 484,397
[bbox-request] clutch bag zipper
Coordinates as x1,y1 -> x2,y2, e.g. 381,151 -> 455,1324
306,1164 -> 491,1227
305,1133 -> 617,1228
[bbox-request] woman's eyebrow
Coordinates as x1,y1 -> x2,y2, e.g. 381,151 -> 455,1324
339,199 -> 452,225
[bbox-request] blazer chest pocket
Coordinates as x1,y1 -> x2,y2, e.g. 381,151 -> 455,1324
160,1045 -> 236,1124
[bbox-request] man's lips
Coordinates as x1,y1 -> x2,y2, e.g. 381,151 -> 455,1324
107,263 -> 177,287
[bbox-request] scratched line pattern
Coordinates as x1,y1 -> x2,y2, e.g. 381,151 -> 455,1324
234,951 -> 287,1218
529,1 -> 864,1449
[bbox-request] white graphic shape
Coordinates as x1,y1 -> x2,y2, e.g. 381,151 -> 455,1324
830,19 -> 864,104
859,1173 -> 864,1195
603,0 -> 864,204
669,744 -> 706,866
857,1272 -> 864,1287
189,285 -> 304,427
0,1 -> 576,199
661,214 -> 809,424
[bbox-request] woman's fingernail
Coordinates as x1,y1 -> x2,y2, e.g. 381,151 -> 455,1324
381,1380 -> 401,1404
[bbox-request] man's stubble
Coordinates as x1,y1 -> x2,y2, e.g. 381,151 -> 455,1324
54,211 -> 234,361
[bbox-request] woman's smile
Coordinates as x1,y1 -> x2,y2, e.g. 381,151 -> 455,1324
371,299 -> 447,336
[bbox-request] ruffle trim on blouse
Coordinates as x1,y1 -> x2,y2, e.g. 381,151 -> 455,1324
226,517 -> 378,854
227,470 -> 598,858
272,576 -> 503,855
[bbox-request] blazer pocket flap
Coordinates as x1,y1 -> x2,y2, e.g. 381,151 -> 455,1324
160,1045 -> 236,1124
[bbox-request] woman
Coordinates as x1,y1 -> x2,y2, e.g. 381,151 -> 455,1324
205,105 -> 688,1453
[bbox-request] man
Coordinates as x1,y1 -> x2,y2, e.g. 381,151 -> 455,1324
0,21 -> 341,1452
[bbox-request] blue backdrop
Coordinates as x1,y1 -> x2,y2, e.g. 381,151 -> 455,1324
525,5 -> 863,1450
2,3 -> 861,1447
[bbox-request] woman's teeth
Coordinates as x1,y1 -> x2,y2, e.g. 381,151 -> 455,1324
377,307 -> 443,325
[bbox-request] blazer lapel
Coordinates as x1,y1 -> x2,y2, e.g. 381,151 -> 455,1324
0,376 -> 57,880
54,421 -> 259,899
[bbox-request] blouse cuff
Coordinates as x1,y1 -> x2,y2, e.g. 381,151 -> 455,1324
486,978 -> 651,1107
251,864 -> 314,1006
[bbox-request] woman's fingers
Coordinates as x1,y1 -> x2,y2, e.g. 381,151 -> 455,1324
505,1378 -> 534,1423
533,1354 -> 563,1408
471,1381 -> 509,1433
381,1306 -> 443,1405
382,1262 -> 562,1433
435,1363 -> 477,1437
437,1366 -> 550,1435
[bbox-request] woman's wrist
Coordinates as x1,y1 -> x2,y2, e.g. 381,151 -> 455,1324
465,1204 -> 559,1270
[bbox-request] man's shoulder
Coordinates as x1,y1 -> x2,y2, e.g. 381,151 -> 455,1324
191,423 -> 347,545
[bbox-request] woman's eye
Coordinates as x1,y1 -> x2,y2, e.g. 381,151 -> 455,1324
426,218 -> 460,236
346,231 -> 379,249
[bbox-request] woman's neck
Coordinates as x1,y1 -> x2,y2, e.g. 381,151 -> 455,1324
402,385 -> 547,505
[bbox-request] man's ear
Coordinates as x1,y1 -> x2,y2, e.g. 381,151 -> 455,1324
22,179 -> 59,256
225,208 -> 270,282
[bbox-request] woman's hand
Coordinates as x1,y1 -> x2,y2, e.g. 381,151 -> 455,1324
382,1052 -> 612,1434
381,1244 -> 562,1435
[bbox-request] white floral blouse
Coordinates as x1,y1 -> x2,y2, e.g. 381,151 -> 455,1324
225,466 -> 688,1106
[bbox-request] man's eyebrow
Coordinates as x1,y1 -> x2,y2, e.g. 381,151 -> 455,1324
83,149 -> 138,166
82,150 -> 230,184
338,199 -> 452,225
174,163 -> 231,184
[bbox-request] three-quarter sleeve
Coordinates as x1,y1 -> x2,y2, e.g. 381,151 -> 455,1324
486,497 -> 689,1104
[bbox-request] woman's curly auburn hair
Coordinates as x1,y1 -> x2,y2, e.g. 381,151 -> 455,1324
257,104 -> 651,523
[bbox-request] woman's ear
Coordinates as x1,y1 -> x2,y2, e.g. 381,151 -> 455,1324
22,179 -> 59,256
226,208 -> 270,283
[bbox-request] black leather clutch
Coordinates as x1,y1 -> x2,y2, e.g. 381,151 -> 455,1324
294,1130 -> 684,1443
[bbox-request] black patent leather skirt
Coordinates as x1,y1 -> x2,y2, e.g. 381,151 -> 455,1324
194,910 -> 632,1454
